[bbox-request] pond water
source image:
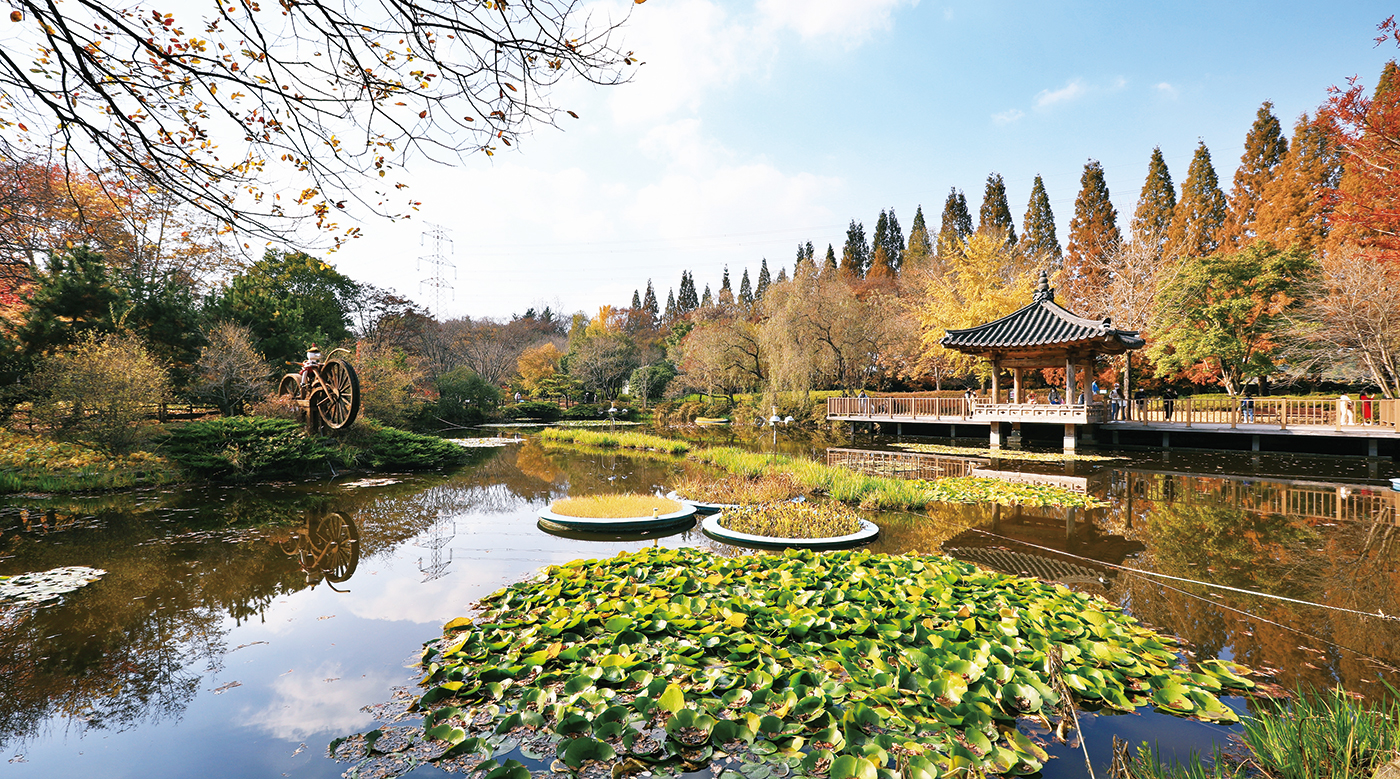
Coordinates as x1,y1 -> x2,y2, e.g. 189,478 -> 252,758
1,430 -> 1398,777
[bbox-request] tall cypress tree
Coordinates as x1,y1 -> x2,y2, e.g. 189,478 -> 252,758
804,241 -> 815,263
822,244 -> 838,277
775,267 -> 788,283
739,269 -> 754,307
665,288 -> 677,321
718,266 -> 734,305
1129,147 -> 1177,255
1065,159 -> 1121,305
871,211 -> 890,271
631,289 -> 642,310
884,208 -> 904,271
1218,102 -> 1289,248
1020,175 -> 1061,266
905,205 -> 933,269
642,280 -> 659,322
1165,141 -> 1228,259
701,285 -> 712,307
977,173 -> 1017,246
841,220 -> 870,278
678,271 -> 698,312
937,188 -> 973,257
1256,112 -> 1342,254
755,257 -> 771,300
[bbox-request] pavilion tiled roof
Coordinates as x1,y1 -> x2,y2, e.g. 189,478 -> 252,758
941,271 -> 1145,353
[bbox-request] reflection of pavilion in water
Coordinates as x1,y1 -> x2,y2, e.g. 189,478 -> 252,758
1115,468 -> 1398,527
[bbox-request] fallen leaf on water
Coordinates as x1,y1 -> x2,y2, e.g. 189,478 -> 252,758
211,681 -> 242,694
318,615 -> 336,620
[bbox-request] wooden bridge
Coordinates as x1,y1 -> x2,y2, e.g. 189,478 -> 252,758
828,395 -> 1400,456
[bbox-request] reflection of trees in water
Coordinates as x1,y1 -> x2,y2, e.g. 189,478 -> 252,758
1116,495 -> 1400,694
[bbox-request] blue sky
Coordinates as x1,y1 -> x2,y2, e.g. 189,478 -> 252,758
329,0 -> 1399,321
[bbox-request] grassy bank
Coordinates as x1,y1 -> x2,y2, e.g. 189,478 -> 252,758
536,428 -> 1104,510
0,429 -> 180,493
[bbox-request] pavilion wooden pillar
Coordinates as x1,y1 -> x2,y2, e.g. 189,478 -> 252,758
1123,353 -> 1132,420
1012,367 -> 1023,404
989,359 -> 1005,449
1065,357 -> 1076,403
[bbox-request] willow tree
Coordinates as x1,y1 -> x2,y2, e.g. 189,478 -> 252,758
0,0 -> 639,249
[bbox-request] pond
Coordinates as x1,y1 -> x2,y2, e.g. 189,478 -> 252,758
1,431 -> 1398,777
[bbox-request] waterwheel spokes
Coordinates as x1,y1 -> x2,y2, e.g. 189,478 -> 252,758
316,359 -> 361,429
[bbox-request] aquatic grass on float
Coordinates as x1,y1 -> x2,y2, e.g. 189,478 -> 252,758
717,502 -> 862,539
333,547 -> 1256,778
673,472 -> 806,505
536,429 -> 1101,511
550,494 -> 684,518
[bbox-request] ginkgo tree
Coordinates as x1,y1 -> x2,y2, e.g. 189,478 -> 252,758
0,0 -> 641,249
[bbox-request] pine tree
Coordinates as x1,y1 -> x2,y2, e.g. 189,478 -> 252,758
1020,174 -> 1061,266
977,173 -> 1017,246
642,280 -> 659,321
841,220 -> 870,278
665,289 -> 677,321
678,271 -> 698,312
804,241 -> 815,264
701,285 -> 712,307
885,209 -> 905,271
823,244 -> 838,277
905,205 -> 932,269
775,267 -> 788,283
718,266 -> 734,305
871,210 -> 890,271
631,289 -> 642,310
1255,112 -> 1342,254
937,188 -> 973,258
1065,159 -> 1121,306
1165,141 -> 1228,259
794,243 -> 809,277
739,269 -> 754,307
1218,102 -> 1289,248
755,258 -> 771,300
1129,147 -> 1177,256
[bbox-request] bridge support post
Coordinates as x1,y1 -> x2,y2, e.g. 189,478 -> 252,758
1063,423 -> 1078,452
1162,431 -> 1170,449
990,422 -> 1006,449
950,424 -> 957,439
1369,438 -> 1379,458
1252,435 -> 1261,452
897,422 -> 903,438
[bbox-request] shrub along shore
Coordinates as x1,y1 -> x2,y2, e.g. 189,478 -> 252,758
0,417 -> 472,493
536,428 -> 1105,510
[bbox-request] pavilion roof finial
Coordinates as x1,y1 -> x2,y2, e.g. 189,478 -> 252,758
1032,269 -> 1054,303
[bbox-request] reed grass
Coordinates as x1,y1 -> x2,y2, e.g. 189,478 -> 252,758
673,472 -> 805,504
718,502 -> 862,539
538,429 -> 1098,510
1116,686 -> 1400,779
550,494 -> 683,518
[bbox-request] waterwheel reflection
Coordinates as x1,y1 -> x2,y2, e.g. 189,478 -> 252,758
278,510 -> 361,591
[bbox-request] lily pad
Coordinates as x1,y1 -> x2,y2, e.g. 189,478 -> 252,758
0,566 -> 106,607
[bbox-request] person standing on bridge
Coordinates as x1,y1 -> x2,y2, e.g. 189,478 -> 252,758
963,387 -> 975,418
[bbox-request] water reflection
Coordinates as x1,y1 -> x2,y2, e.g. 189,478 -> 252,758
270,510 -> 360,591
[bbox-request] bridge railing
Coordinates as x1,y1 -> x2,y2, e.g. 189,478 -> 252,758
1131,396 -> 1398,430
828,396 -> 970,419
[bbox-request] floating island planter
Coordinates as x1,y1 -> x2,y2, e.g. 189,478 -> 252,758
703,500 -> 878,549
334,547 -> 1256,779
539,494 -> 696,533
693,417 -> 729,426
669,472 -> 807,515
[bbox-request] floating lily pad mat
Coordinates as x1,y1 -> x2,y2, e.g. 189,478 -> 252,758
0,565 -> 106,607
335,547 -> 1255,778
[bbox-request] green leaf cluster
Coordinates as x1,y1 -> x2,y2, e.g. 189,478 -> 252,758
346,547 -> 1253,778
346,424 -> 471,470
161,416 -> 338,480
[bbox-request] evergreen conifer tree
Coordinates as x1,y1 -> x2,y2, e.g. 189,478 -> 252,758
841,220 -> 870,278
1129,147 -> 1177,256
631,289 -> 642,310
1020,175 -> 1062,266
1255,112 -> 1342,254
823,244 -> 838,277
794,243 -> 807,273
1065,159 -> 1121,305
867,246 -> 896,284
977,173 -> 1017,246
905,205 -> 933,269
678,271 -> 698,312
756,258 -> 771,299
776,267 -> 788,283
1218,102 -> 1289,248
739,269 -> 754,307
642,280 -> 659,321
701,285 -> 712,307
885,209 -> 905,271
872,210 -> 890,270
718,266 -> 734,305
937,188 -> 973,258
804,241 -> 815,264
665,289 -> 677,321
1165,141 -> 1228,259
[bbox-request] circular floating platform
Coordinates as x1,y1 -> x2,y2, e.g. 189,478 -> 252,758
536,520 -> 695,543
538,503 -> 698,533
1392,477 -> 1400,493
694,417 -> 730,426
700,513 -> 880,550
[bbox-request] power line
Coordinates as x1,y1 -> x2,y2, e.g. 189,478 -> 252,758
419,222 -> 456,319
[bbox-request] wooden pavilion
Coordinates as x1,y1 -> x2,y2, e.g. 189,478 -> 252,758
941,270 -> 1145,451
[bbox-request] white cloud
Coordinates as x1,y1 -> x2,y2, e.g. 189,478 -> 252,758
757,0 -> 917,46
241,663 -> 399,741
992,108 -> 1024,126
1035,79 -> 1087,108
1155,82 -> 1179,97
